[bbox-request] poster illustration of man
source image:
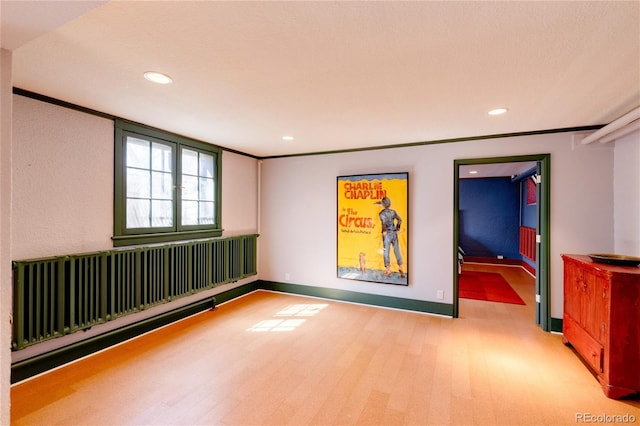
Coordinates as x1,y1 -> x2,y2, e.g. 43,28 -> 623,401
377,196 -> 405,278
337,172 -> 408,285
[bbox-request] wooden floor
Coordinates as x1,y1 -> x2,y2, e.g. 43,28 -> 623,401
11,264 -> 640,425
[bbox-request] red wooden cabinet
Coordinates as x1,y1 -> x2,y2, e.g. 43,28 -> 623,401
562,254 -> 640,399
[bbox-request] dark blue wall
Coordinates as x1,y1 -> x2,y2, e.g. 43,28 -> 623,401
459,177 -> 520,259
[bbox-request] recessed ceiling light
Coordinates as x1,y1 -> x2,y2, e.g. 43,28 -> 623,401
143,71 -> 173,84
488,108 -> 508,116
469,170 -> 478,174
282,136 -> 295,141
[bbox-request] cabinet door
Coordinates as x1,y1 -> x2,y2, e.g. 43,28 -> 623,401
578,269 -> 595,329
563,261 -> 583,323
583,270 -> 610,344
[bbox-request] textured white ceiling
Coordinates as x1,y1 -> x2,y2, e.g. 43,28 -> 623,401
5,0 -> 640,157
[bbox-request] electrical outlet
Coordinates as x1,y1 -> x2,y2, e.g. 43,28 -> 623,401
497,255 -> 504,259
285,273 -> 290,281
437,290 -> 444,300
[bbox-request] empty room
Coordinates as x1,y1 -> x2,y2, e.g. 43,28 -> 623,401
1,1 -> 639,425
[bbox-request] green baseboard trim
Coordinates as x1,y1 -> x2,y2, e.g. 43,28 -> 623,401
550,317 -> 563,333
214,281 -> 260,305
258,280 -> 453,316
11,281 -> 259,384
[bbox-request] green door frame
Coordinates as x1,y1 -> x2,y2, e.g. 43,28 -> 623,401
453,154 -> 551,331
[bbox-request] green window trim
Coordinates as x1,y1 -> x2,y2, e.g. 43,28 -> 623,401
114,120 -> 222,247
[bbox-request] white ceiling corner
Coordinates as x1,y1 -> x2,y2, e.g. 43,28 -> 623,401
1,0 -> 108,50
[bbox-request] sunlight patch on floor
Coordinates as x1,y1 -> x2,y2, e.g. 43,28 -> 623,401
247,303 -> 328,332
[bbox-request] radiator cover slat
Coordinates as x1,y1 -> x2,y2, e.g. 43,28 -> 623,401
12,235 -> 258,350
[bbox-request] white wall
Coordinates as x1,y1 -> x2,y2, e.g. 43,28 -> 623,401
12,96 -> 114,260
221,150 -> 259,236
12,95 -> 260,259
613,130 -> 640,256
10,95 -> 260,360
1,48 -> 13,426
259,131 -> 616,319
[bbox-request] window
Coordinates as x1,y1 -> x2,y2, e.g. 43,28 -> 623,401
180,148 -> 216,226
114,120 -> 222,246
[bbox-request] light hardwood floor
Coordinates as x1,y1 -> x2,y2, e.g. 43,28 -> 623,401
11,265 -> 640,425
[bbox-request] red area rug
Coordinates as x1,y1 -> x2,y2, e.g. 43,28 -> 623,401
459,271 -> 526,305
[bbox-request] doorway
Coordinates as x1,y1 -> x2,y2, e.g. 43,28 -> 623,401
453,154 -> 551,331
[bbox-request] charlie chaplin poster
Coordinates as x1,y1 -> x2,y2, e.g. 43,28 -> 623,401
337,172 -> 408,285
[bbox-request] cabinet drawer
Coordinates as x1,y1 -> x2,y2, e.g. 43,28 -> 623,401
563,315 -> 604,373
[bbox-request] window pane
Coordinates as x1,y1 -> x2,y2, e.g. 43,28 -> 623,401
127,199 -> 150,228
199,201 -> 215,224
127,168 -> 150,198
199,178 -> 214,201
117,121 -> 221,243
152,142 -> 172,172
199,153 -> 214,178
152,171 -> 173,200
182,175 -> 198,200
182,149 -> 198,176
182,200 -> 198,225
127,137 -> 150,168
152,200 -> 173,227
